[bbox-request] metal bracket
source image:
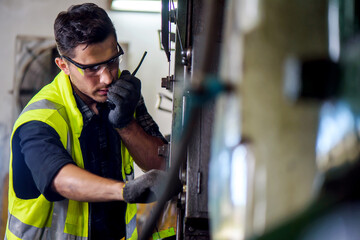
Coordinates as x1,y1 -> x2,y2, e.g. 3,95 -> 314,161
161,75 -> 174,91
158,143 -> 171,169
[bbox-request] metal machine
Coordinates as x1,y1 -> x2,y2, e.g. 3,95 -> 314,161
142,0 -> 360,239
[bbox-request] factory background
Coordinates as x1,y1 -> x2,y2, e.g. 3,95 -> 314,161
1,0 -> 360,239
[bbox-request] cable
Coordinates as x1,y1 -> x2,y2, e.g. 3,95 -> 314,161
171,0 -> 184,53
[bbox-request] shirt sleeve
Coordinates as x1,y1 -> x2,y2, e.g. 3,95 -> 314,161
17,121 -> 75,201
135,95 -> 168,143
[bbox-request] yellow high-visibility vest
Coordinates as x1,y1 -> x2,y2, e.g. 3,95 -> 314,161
6,71 -> 137,240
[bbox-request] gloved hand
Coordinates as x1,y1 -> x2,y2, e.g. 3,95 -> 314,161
107,70 -> 141,129
123,169 -> 182,203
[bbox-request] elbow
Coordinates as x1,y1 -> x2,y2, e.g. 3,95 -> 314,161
51,174 -> 71,198
51,164 -> 79,198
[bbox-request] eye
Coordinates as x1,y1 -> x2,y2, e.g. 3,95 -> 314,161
85,65 -> 101,73
108,57 -> 120,67
108,57 -> 118,64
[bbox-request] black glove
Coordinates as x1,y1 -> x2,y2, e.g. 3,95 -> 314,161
107,70 -> 141,129
123,169 -> 182,203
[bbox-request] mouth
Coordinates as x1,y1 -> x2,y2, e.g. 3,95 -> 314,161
98,88 -> 109,96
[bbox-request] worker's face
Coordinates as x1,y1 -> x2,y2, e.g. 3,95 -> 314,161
56,35 -> 120,106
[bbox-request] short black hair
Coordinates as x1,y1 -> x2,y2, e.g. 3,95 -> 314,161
54,3 -> 117,57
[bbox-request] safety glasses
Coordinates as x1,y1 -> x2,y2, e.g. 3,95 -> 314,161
62,43 -> 124,77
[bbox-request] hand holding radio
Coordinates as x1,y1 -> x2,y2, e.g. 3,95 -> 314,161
107,70 -> 141,129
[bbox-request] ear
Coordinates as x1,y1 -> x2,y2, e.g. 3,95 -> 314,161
55,57 -> 70,75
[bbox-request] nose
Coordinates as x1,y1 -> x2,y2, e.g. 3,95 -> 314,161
99,66 -> 113,85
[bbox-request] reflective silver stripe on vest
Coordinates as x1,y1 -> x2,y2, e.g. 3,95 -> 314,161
20,99 -> 73,154
126,214 -> 137,240
8,99 -> 85,239
50,199 -> 69,239
7,212 -> 87,240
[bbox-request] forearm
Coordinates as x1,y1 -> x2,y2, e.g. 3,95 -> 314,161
52,164 -> 125,202
117,120 -> 165,171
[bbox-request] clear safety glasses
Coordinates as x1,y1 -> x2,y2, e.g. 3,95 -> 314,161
62,43 -> 124,77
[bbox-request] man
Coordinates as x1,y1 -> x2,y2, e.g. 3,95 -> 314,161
6,3 -> 178,240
